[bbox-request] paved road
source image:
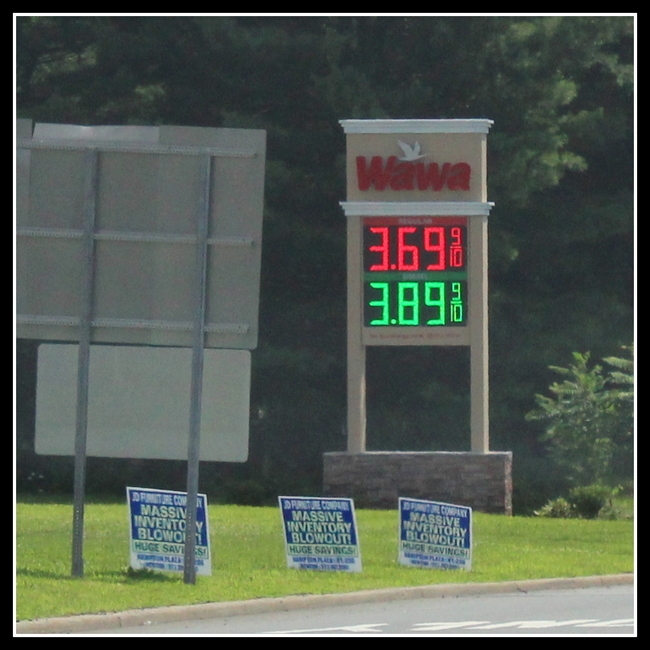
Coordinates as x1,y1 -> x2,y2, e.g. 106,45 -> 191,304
16,574 -> 634,636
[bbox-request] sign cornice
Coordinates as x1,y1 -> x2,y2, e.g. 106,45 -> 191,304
340,201 -> 494,216
340,119 -> 494,134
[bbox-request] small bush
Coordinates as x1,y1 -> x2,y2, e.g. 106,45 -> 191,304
224,479 -> 269,506
536,485 -> 617,519
534,497 -> 575,518
567,484 -> 615,519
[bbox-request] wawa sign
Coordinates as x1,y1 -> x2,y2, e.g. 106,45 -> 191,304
357,150 -> 471,193
341,119 -> 492,203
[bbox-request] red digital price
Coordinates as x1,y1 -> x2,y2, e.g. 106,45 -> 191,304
364,225 -> 466,272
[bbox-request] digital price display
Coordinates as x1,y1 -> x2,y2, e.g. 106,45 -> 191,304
363,217 -> 468,327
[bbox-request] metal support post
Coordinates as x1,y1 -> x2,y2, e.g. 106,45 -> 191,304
72,150 -> 98,577
183,154 -> 211,584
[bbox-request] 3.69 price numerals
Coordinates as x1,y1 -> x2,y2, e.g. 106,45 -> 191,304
364,225 -> 466,272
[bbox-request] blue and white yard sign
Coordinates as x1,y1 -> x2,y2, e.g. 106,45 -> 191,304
398,497 -> 472,571
127,487 -> 212,576
279,497 -> 362,572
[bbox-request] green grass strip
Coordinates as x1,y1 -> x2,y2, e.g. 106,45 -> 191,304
16,498 -> 634,622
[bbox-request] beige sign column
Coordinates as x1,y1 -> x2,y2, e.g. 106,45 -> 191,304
469,199 -> 490,453
469,126 -> 490,453
340,119 -> 493,454
346,213 -> 366,452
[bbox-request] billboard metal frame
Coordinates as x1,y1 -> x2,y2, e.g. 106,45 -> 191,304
16,121 -> 266,584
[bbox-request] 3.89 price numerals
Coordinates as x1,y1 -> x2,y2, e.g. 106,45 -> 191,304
365,280 -> 466,327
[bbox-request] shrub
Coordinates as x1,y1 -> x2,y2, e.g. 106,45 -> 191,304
535,484 -> 617,519
567,484 -> 615,519
526,348 -> 634,487
224,479 -> 269,506
534,497 -> 575,518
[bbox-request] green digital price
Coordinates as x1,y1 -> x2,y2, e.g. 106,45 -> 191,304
365,280 -> 466,326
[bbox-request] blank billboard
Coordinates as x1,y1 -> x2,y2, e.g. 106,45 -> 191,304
16,122 -> 266,349
35,344 -> 251,462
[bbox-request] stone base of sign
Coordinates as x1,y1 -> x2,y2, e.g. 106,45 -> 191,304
322,451 -> 513,514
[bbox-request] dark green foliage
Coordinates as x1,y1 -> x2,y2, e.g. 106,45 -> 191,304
526,347 -> 634,487
125,566 -> 174,581
534,497 -> 575,519
15,16 -> 634,509
535,484 -> 619,519
222,479 -> 271,507
567,484 -> 615,519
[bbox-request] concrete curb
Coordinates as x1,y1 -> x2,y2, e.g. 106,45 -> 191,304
15,573 -> 633,635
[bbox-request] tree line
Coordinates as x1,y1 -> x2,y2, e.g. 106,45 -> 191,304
15,16 -> 634,511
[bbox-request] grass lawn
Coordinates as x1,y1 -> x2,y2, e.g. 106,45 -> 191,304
15,496 -> 634,622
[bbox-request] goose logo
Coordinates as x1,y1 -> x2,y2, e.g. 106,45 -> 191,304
397,140 -> 427,161
356,140 -> 471,192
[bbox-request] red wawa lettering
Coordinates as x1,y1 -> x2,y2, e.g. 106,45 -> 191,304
356,156 -> 471,192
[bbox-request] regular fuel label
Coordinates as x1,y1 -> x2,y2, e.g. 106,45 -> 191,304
279,497 -> 362,572
398,497 -> 472,571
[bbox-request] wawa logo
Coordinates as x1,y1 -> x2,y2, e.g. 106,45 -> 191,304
356,140 -> 471,192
